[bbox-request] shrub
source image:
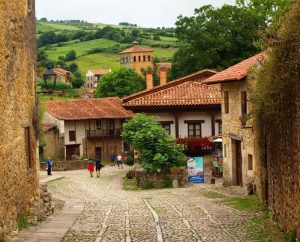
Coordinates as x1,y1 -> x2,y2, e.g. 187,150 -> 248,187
122,114 -> 185,173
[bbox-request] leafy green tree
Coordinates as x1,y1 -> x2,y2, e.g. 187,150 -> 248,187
122,114 -> 184,173
71,71 -> 84,88
95,68 -> 145,98
64,50 -> 77,61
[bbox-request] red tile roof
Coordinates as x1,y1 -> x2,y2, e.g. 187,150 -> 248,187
123,69 -> 220,108
123,82 -> 221,107
123,69 -> 218,102
204,53 -> 265,84
47,98 -> 133,120
53,68 -> 70,75
42,124 -> 56,132
120,43 -> 153,54
91,69 -> 111,76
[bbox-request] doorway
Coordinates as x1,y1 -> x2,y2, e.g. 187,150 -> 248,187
66,144 -> 80,160
95,147 -> 102,160
235,140 -> 243,186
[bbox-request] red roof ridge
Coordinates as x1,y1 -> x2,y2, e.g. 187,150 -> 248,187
119,44 -> 153,54
204,53 -> 265,84
123,69 -> 218,102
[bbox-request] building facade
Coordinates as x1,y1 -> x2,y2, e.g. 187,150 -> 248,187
204,54 -> 264,191
123,70 -> 222,156
119,42 -> 153,75
53,68 -> 71,83
85,68 -> 111,89
0,1 -> 39,240
44,98 -> 133,161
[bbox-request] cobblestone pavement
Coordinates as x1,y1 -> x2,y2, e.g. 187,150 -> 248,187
46,167 -> 260,242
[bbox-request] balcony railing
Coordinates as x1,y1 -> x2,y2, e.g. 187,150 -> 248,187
87,129 -> 122,138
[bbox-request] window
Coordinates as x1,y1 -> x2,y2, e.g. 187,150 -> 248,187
224,91 -> 229,114
143,55 -> 146,61
25,127 -> 32,169
159,121 -> 173,135
224,144 -> 227,158
241,91 -> 248,116
138,56 -> 141,62
109,120 -> 115,130
216,120 -> 222,134
248,154 -> 253,170
69,131 -> 76,142
148,55 -> 151,61
96,120 -> 101,130
134,56 -> 137,62
185,120 -> 204,138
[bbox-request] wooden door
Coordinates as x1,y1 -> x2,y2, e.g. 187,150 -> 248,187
236,141 -> 243,186
66,144 -> 80,160
95,147 -> 102,160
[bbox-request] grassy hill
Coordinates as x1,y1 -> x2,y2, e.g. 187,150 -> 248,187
37,21 -> 179,74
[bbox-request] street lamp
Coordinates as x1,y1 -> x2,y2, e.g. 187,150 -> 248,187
43,69 -> 57,93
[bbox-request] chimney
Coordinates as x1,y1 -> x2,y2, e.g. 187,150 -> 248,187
159,67 -> 168,86
146,71 -> 153,90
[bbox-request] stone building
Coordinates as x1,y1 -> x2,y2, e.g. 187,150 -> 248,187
119,42 -> 153,75
44,98 -> 133,160
204,54 -> 264,191
0,0 -> 39,240
40,124 -> 62,160
84,68 -> 111,89
123,69 -> 221,157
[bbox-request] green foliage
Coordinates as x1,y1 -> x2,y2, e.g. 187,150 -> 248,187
95,68 -> 145,98
122,114 -> 185,173
64,50 -> 77,61
37,80 -> 72,90
143,181 -> 154,189
284,231 -> 297,242
17,214 -> 29,231
170,0 -> 292,79
71,71 -> 84,88
221,195 -> 265,212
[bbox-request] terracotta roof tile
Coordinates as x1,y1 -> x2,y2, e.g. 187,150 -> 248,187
53,68 -> 70,75
47,97 -> 133,120
120,44 -> 153,54
91,69 -> 111,75
123,81 -> 221,107
123,69 -> 218,102
204,53 -> 265,84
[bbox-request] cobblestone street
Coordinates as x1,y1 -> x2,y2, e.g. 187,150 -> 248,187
28,166 -> 269,242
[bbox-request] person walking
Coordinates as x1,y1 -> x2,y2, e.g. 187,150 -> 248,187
110,151 -> 115,166
87,158 -> 95,177
117,153 -> 123,169
46,157 -> 52,176
95,159 -> 104,178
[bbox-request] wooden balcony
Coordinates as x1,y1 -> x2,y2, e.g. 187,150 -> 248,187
86,129 -> 122,139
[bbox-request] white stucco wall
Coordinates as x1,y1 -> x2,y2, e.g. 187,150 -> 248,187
43,112 -> 65,135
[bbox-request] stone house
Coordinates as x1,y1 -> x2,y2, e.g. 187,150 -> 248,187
119,41 -> 153,75
204,53 -> 264,190
53,68 -> 71,83
40,124 -> 62,160
0,0 -> 39,240
123,69 -> 222,157
85,68 -> 111,89
44,98 -> 133,160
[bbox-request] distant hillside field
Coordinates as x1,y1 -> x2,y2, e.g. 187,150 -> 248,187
37,21 -> 179,74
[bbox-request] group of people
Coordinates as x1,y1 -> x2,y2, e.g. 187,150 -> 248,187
87,159 -> 104,178
110,152 -> 123,169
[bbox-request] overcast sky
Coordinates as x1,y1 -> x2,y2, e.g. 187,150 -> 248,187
36,0 -> 236,28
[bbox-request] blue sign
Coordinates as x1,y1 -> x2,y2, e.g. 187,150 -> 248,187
187,157 -> 204,183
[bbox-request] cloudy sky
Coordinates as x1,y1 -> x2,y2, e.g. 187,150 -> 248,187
36,0 -> 236,28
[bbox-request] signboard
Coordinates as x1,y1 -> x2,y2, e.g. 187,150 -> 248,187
187,157 -> 204,183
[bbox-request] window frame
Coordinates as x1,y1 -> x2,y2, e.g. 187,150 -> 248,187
69,131 -> 76,142
184,120 -> 204,138
224,91 -> 229,114
248,154 -> 253,170
241,91 -> 248,116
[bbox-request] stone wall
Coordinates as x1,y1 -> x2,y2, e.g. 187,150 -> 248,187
40,160 -> 88,171
221,82 -> 256,192
0,1 -> 39,240
135,168 -> 187,189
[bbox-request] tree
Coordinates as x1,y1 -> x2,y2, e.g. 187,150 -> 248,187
122,114 -> 184,173
68,63 -> 79,73
95,68 -> 145,98
71,71 -> 84,88
64,50 -> 77,61
170,1 -> 292,79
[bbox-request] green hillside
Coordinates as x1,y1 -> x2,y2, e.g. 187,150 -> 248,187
37,21 -> 179,74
